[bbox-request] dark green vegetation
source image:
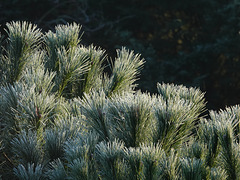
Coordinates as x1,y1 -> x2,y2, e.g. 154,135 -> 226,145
1,21 -> 240,180
0,0 -> 240,109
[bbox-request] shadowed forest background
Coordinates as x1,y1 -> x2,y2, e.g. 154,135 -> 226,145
1,0 -> 240,110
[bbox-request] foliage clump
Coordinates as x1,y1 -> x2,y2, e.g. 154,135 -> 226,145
0,21 -> 240,180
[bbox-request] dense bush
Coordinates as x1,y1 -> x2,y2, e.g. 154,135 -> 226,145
1,21 -> 240,180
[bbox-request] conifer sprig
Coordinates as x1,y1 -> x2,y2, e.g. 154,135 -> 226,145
105,47 -> 144,96
13,163 -> 44,180
3,21 -> 42,83
79,91 -> 110,141
44,22 -> 82,71
11,131 -> 43,166
45,159 -> 66,180
56,46 -> 89,96
2,20 -> 240,180
108,91 -> 154,147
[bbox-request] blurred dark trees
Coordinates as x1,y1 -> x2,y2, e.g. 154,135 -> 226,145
0,0 -> 240,109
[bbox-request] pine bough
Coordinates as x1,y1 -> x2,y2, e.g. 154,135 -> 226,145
0,21 -> 239,180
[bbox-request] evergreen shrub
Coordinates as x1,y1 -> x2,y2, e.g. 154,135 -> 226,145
0,21 -> 240,180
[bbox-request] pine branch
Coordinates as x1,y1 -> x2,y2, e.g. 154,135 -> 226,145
108,91 -> 154,147
55,46 -> 89,97
13,163 -> 44,180
95,139 -> 126,180
45,159 -> 66,180
44,22 -> 82,72
11,130 -> 43,166
4,21 -> 42,83
104,47 -> 144,96
79,91 -> 110,141
180,158 -> 204,180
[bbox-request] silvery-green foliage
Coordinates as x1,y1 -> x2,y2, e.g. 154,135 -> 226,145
0,21 -> 149,179
95,139 -> 126,180
214,105 -> 240,142
210,167 -> 227,180
6,21 -> 42,51
104,47 -> 144,96
210,109 -> 238,129
73,45 -> 106,96
199,109 -> 240,179
13,163 -> 44,180
108,91 -> 155,147
123,146 -> 144,179
181,138 -> 205,160
157,82 -> 206,119
54,114 -> 84,139
44,129 -> 67,161
64,133 -> 91,162
0,83 -> 21,134
20,51 -> 56,95
45,159 -> 66,180
153,96 -> 196,151
198,118 -> 219,168
11,131 -> 42,166
52,96 -> 75,122
55,46 -> 90,96
157,148 -> 180,180
180,158 -> 204,180
157,82 -> 205,109
0,51 -> 58,134
139,143 -> 163,179
122,143 -> 164,179
44,22 -> 82,71
79,90 -> 110,141
0,81 -> 58,139
64,132 -> 99,179
154,83 -> 205,151
214,115 -> 240,179
5,21 -> 240,180
189,142 -> 204,160
67,158 -> 89,180
2,21 -> 42,83
157,82 -> 206,126
18,85 -> 57,131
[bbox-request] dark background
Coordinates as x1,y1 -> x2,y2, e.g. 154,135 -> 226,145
1,0 -> 240,110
